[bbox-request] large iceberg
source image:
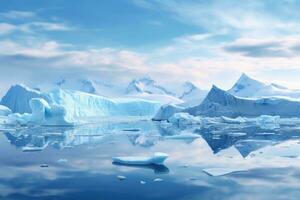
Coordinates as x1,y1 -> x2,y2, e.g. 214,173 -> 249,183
186,85 -> 300,117
4,86 -> 161,125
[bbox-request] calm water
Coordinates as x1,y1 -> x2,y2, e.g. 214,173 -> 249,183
1,118 -> 300,200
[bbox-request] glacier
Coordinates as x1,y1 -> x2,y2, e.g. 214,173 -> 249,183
2,84 -> 162,125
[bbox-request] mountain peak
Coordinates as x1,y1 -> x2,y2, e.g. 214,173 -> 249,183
126,77 -> 173,95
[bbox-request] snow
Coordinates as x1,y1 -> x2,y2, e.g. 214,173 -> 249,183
153,104 -> 184,121
186,85 -> 300,117
0,84 -> 50,114
112,152 -> 169,165
126,77 -> 174,96
228,73 -> 300,98
0,105 -> 11,116
179,82 -> 208,107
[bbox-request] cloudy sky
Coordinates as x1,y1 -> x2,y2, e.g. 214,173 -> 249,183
1,0 -> 300,95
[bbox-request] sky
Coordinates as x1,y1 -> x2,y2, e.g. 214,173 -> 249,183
1,0 -> 300,95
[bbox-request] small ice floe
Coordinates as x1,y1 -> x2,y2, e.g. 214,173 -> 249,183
140,180 -> 146,184
203,168 -> 247,176
44,132 -> 63,137
117,175 -> 126,180
57,159 -> 68,164
123,129 -> 140,132
164,133 -> 200,140
153,178 -> 163,182
112,152 -> 169,165
22,144 -> 48,152
255,132 -> 275,136
227,132 -> 247,137
40,164 -> 49,168
179,164 -> 189,168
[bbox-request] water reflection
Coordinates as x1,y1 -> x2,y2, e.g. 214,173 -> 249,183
1,118 -> 300,199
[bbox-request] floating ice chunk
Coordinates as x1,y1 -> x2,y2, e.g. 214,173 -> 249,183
117,175 -> 126,180
254,115 -> 280,130
227,132 -> 247,137
221,116 -> 246,124
153,178 -> 163,182
168,112 -> 201,128
40,164 -> 49,168
0,105 -> 11,116
153,104 -> 184,121
140,180 -> 146,184
57,159 -> 68,164
112,152 -> 169,165
22,142 -> 48,152
164,133 -> 201,140
203,168 -> 247,176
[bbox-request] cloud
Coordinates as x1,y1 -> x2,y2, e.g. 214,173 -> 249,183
223,37 -> 300,58
1,10 -> 36,19
0,23 -> 16,35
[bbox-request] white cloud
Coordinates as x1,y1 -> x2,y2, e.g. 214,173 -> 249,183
1,10 -> 36,19
0,23 -> 16,35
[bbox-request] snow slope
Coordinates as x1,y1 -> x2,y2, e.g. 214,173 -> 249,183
0,84 -> 50,114
179,81 -> 207,107
126,77 -> 174,96
186,85 -> 300,117
228,73 -> 300,98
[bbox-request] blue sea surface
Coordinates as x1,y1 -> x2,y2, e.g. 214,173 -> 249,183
1,118 -> 300,200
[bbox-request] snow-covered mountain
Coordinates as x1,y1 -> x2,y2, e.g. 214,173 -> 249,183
186,85 -> 300,117
126,77 -> 174,96
179,81 -> 208,107
228,73 -> 300,98
55,78 -> 123,97
125,77 -> 183,104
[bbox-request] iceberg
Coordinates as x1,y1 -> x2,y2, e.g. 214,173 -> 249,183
0,105 -> 11,116
168,112 -> 201,128
186,85 -> 300,117
3,85 -> 161,125
1,84 -> 50,114
153,104 -> 184,121
202,167 -> 248,176
48,89 -> 161,121
112,152 -> 169,165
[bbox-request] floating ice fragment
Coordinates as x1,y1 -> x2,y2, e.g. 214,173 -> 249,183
117,175 -> 126,180
164,133 -> 200,140
112,152 -> 169,165
0,105 -> 12,116
140,180 -> 146,184
22,143 -> 48,152
40,164 -> 49,168
153,178 -> 163,182
57,159 -> 68,164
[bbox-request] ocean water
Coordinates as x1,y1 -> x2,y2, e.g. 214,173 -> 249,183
1,118 -> 300,200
